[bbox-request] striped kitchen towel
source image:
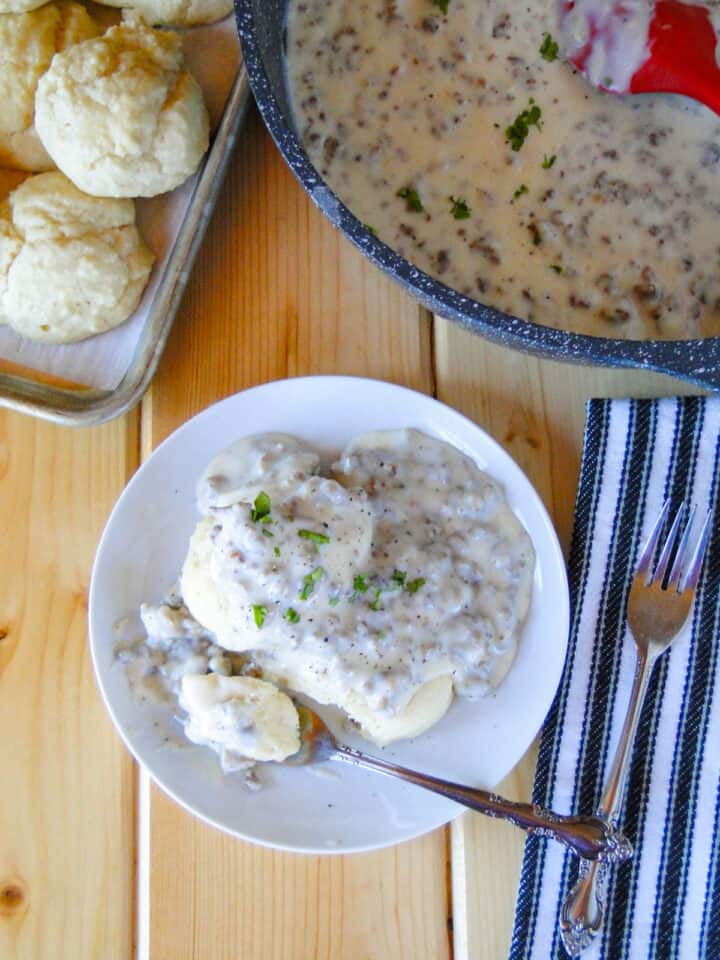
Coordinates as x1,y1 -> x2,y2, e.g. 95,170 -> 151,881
509,396 -> 720,960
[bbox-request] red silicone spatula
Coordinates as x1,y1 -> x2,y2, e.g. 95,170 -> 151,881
562,0 -> 720,116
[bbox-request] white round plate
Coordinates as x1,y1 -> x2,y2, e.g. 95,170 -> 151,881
90,376 -> 569,853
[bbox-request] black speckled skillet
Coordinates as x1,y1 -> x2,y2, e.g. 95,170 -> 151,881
235,0 -> 720,390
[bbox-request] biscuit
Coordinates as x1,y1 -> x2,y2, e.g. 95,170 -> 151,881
0,203 -> 22,314
0,1 -> 100,172
94,0 -> 231,27
0,172 -> 154,343
0,0 -> 49,12
35,17 -> 210,198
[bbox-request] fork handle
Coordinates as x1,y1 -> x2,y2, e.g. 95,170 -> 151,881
598,647 -> 657,821
560,648 -> 656,955
331,744 -> 632,863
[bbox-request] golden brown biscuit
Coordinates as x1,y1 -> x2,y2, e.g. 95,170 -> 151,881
0,171 -> 154,343
94,0 -> 231,26
0,0 -> 48,12
0,1 -> 100,172
35,16 -> 210,198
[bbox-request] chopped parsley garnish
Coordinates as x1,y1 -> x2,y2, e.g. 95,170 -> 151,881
528,222 -> 543,246
604,76 -> 613,87
369,588 -> 384,612
449,196 -> 471,220
390,569 -> 407,588
406,577 -> 427,594
273,546 -> 281,557
262,528 -> 274,538
365,224 -> 378,235
251,491 -> 271,523
353,574 -> 369,594
432,0 -> 449,13
542,154 -> 556,169
285,607 -> 301,624
505,99 -> 542,152
252,604 -> 268,628
397,185 -> 424,213
512,183 -> 528,201
329,597 -> 341,607
549,264 -> 563,274
300,566 -> 324,601
539,33 -> 559,62
298,529 -> 330,545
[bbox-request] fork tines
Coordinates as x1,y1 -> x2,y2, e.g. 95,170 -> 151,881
638,499 -> 713,593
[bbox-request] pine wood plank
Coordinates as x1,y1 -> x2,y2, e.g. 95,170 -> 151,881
0,411 -> 138,960
433,319 -> 702,960
143,106 -> 433,441
142,106 -> 448,960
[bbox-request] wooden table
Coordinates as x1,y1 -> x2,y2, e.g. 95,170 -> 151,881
1,105 -> 700,960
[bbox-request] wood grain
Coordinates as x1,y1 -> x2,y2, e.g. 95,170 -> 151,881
143,106 -> 433,444
3,93 -> 711,960
142,106 -> 449,960
0,411 -> 137,960
434,319 -> 702,959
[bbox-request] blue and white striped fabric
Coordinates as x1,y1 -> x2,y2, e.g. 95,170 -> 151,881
509,397 -> 720,960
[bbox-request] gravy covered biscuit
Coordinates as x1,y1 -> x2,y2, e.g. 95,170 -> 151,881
177,430 -> 534,747
180,675 -> 301,769
0,1 -> 100,172
95,0 -> 232,27
35,17 -> 210,198
120,429 -> 536,775
0,172 -> 154,343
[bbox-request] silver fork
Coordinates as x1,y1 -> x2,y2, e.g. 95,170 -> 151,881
288,703 -> 633,863
559,499 -> 712,956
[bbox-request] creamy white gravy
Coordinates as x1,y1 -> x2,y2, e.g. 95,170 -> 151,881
114,601 -> 264,777
116,600 -> 234,704
286,0 -> 720,339
122,430 -> 535,761
183,429 -> 534,719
